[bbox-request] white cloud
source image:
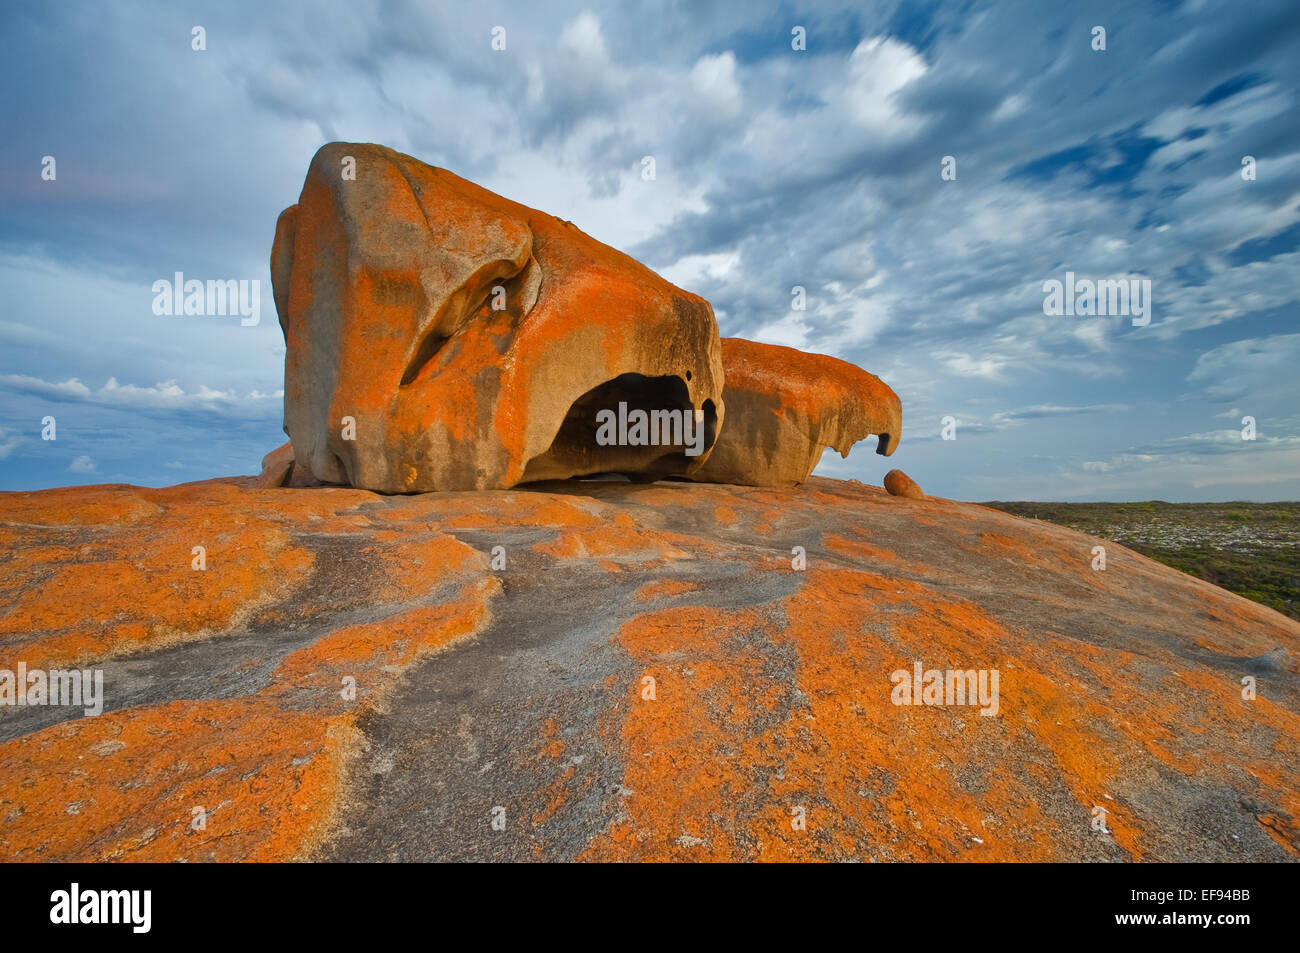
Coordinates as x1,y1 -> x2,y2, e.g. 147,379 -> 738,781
690,52 -> 742,117
559,11 -> 610,64
1061,436 -> 1300,495
750,313 -> 812,350
1187,333 -> 1300,405
993,403 -> 1131,424
0,374 -> 282,415
840,37 -> 928,133
659,251 -> 742,290
0,429 -> 23,460
931,350 -> 1007,381
0,375 -> 92,399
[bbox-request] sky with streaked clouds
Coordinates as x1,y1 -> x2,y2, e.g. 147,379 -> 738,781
2,0 -> 1297,501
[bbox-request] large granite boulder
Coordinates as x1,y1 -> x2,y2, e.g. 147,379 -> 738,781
272,142 -> 724,493
691,337 -> 901,486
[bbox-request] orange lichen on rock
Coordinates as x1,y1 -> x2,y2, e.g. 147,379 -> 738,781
0,479 -> 501,862
2,475 -> 1298,862
0,698 -> 358,862
0,585 -> 499,862
583,576 -> 1081,861
883,468 -> 925,500
583,606 -> 782,861
532,525 -> 698,565
577,505 -> 1300,862
634,579 -> 699,602
272,142 -> 724,492
272,578 -> 499,697
0,502 -> 315,669
346,534 -> 492,605
257,441 -> 295,488
691,337 -> 902,486
390,492 -> 613,533
0,574 -> 497,861
823,532 -> 903,565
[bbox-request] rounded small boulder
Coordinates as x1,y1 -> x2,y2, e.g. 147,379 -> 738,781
883,468 -> 925,500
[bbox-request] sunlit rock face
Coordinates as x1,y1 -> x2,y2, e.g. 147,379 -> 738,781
691,337 -> 902,487
272,142 -> 724,493
4,476 -> 1297,861
884,468 -> 925,500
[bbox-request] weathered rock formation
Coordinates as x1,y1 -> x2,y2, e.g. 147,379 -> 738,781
692,337 -> 902,486
256,442 -> 294,488
884,468 -> 925,500
3,476 -> 1296,861
272,142 -> 724,493
258,440 -> 326,489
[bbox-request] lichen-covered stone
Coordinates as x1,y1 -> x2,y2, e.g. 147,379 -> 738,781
3,476 -> 1296,861
884,468 -> 925,499
692,337 -> 901,486
272,142 -> 724,493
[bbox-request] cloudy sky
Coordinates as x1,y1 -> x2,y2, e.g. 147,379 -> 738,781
2,0 -> 1297,501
